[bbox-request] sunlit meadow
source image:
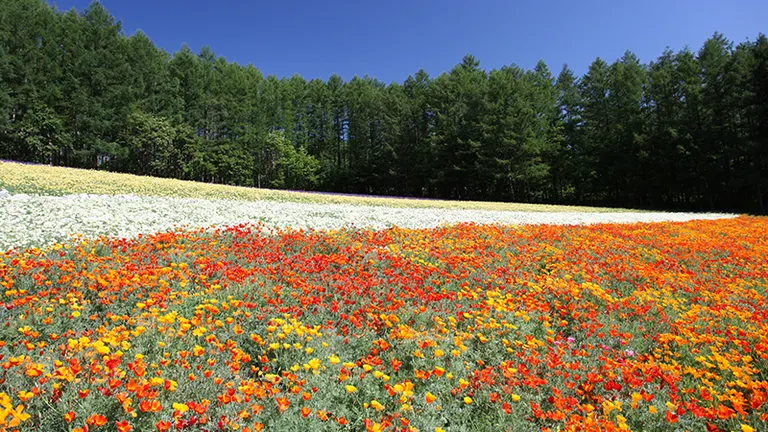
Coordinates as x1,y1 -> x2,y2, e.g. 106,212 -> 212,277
1,215 -> 766,431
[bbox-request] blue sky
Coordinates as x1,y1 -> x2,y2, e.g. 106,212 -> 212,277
50,0 -> 767,83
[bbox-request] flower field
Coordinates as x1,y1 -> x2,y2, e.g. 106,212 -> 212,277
0,191 -> 734,252
1,216 -> 767,431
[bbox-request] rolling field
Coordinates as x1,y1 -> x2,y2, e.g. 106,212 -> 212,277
0,162 -> 764,432
0,161 -> 733,252
0,161 -> 626,212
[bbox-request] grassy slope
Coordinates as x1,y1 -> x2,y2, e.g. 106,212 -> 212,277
0,161 -> 629,212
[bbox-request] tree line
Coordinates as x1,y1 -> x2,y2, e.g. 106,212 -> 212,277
1,1 -> 767,212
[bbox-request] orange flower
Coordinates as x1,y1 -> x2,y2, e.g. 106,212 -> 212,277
276,397 -> 290,413
665,411 -> 679,424
64,411 -> 76,423
301,407 -> 312,418
116,420 -> 133,432
718,404 -> 735,419
155,420 -> 172,432
25,363 -> 44,377
87,413 -> 108,427
140,399 -> 162,412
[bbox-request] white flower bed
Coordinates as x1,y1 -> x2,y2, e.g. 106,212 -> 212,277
0,191 -> 736,251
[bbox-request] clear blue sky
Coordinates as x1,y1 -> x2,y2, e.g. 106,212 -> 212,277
50,0 -> 766,83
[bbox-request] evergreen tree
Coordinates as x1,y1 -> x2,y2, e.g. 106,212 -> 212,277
1,0 -> 767,211
579,57 -> 612,202
431,55 -> 488,199
553,65 -> 582,201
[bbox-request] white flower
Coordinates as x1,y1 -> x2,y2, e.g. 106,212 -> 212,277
0,190 -> 736,251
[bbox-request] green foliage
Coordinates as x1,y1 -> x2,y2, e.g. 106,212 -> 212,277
121,109 -> 176,176
259,130 -> 320,190
1,0 -> 767,211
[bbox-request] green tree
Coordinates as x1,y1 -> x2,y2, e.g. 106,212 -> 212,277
256,130 -> 319,189
552,65 -> 582,201
0,0 -> 60,163
578,57 -> 611,202
121,109 -> 176,176
396,69 -> 433,197
607,51 -> 647,207
430,54 -> 488,199
747,34 -> 768,211
645,49 -> 689,207
697,33 -> 737,208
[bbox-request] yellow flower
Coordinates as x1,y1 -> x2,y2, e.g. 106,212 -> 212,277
92,341 -> 110,355
616,415 -> 629,431
6,404 -> 30,427
463,396 -> 472,404
370,400 -> 385,411
511,394 -> 521,402
741,425 -> 754,432
172,403 -> 189,412
263,374 -> 280,384
328,355 -> 340,365
305,358 -> 321,371
649,405 -> 658,414
602,400 -> 621,415
345,385 -> 357,393
436,428 -> 446,432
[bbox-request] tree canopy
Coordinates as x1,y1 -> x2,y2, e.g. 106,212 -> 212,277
2,0 -> 767,212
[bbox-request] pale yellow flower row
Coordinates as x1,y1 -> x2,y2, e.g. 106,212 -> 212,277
0,161 -> 626,212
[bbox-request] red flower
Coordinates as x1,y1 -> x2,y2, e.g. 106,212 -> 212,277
155,420 -> 172,432
116,420 -> 133,432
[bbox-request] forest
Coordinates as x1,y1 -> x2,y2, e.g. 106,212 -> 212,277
1,0 -> 767,212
